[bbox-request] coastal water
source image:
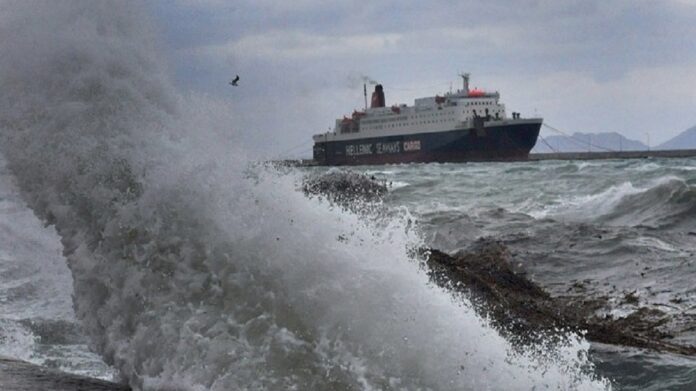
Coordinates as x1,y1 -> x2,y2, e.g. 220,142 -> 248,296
361,158 -> 696,390
0,1 -> 694,390
4,154 -> 696,390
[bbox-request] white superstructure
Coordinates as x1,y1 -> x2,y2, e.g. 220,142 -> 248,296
313,74 -> 523,143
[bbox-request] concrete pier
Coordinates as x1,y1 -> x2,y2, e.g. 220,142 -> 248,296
278,149 -> 696,167
529,149 -> 696,161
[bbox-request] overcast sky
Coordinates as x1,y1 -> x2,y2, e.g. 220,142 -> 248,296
149,0 -> 696,157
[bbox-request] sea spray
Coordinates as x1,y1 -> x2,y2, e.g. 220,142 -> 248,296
0,1 -> 609,389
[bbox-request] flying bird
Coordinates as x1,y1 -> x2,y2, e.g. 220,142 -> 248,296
229,75 -> 240,86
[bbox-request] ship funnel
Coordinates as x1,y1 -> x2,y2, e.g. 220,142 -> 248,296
371,84 -> 385,108
459,73 -> 470,94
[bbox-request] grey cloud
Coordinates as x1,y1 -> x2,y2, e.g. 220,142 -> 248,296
157,0 -> 696,154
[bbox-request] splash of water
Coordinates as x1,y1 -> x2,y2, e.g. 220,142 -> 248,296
0,1 -> 609,389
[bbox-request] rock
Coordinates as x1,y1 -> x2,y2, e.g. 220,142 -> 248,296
622,291 -> 640,305
302,169 -> 387,207
424,238 -> 696,355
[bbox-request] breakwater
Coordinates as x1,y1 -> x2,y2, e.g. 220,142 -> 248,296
529,149 -> 696,161
278,149 -> 696,167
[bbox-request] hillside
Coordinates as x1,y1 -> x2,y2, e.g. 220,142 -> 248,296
533,132 -> 648,153
657,126 -> 696,150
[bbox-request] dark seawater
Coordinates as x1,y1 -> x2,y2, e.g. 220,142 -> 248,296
324,158 -> 696,390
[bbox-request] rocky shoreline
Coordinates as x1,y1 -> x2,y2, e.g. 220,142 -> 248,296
309,170 -> 696,356
3,170 -> 693,390
425,239 -> 696,356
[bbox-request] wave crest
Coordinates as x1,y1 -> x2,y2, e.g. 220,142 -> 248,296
537,176 -> 696,229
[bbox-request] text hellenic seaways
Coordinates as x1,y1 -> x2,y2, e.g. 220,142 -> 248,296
346,140 -> 421,156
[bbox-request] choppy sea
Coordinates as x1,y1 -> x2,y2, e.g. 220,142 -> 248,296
4,154 -> 696,389
361,158 -> 696,390
1,1 -> 695,390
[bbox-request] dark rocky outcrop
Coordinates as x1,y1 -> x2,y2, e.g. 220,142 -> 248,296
303,170 -> 387,201
302,170 -> 387,210
425,239 -> 696,355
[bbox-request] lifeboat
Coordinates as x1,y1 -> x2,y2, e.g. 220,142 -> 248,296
352,110 -> 366,118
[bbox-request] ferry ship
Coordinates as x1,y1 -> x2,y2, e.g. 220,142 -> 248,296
312,73 -> 541,165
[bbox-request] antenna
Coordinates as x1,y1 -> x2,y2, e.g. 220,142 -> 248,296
363,83 -> 368,111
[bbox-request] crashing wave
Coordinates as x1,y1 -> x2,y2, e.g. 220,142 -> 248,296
538,176 -> 696,229
0,1 -> 609,389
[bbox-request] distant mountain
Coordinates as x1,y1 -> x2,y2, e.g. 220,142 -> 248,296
532,132 -> 648,153
657,125 -> 696,150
